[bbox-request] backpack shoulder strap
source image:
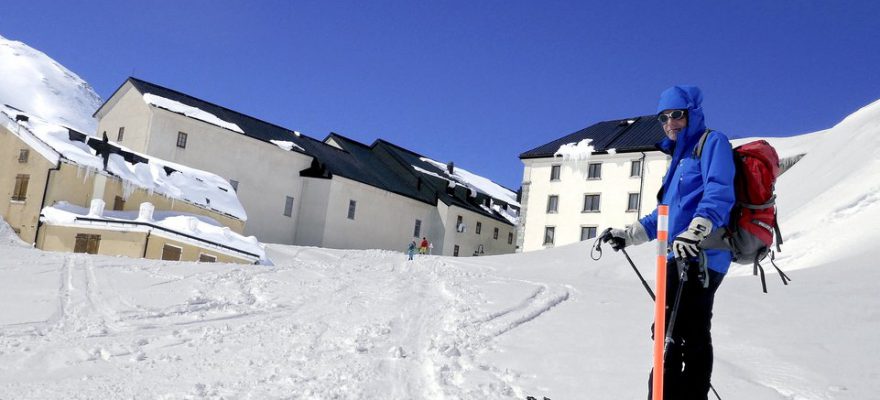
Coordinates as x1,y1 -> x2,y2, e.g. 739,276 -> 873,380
692,129 -> 713,159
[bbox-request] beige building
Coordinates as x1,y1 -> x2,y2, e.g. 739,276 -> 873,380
1,106 -> 263,264
518,116 -> 670,252
94,78 -> 520,256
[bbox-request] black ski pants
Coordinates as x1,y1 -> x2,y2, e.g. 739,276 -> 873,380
648,261 -> 724,400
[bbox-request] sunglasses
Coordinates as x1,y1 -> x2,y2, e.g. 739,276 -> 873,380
658,110 -> 686,124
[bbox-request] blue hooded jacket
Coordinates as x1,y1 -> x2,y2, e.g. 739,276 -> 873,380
638,86 -> 736,273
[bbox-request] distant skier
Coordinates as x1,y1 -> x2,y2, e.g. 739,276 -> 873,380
407,240 -> 417,261
419,237 -> 429,255
602,86 -> 736,400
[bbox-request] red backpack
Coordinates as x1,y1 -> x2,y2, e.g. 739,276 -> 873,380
695,130 -> 791,292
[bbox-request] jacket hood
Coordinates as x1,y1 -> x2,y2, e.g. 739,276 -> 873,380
656,85 -> 708,156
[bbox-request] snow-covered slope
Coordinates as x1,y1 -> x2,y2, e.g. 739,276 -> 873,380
0,34 -> 101,133
0,97 -> 877,398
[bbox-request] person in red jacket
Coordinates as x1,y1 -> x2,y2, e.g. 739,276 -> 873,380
419,237 -> 429,255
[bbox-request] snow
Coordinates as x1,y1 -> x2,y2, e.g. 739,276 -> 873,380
1,106 -> 247,221
41,201 -> 266,262
0,34 -> 101,134
1,97 -> 878,399
143,93 -> 245,134
553,138 -> 595,162
419,158 -> 520,207
269,139 -> 305,152
733,129 -> 830,160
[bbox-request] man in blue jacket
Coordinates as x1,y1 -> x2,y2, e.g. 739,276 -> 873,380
602,86 -> 736,400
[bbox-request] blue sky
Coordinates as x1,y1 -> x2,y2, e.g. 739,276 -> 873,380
2,1 -> 878,190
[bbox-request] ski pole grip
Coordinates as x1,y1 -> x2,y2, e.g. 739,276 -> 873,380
653,205 -> 669,400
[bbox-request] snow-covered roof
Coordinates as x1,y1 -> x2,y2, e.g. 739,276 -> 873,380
419,158 -> 520,207
0,105 -> 247,221
270,139 -> 305,152
553,138 -> 595,162
143,93 -> 245,134
41,202 -> 265,262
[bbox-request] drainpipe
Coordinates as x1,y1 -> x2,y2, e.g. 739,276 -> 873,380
142,230 -> 151,259
35,163 -> 61,247
637,152 -> 647,219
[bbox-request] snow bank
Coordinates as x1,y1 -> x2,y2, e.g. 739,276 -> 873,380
0,34 -> 101,133
768,98 -> 880,270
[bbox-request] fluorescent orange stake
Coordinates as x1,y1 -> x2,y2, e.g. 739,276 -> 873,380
653,205 -> 669,400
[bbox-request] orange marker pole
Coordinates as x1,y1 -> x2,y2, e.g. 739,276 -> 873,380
653,205 -> 669,400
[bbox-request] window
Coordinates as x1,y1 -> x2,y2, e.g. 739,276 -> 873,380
543,226 -> 555,246
587,163 -> 602,179
413,219 -> 422,237
113,196 -> 125,211
550,164 -> 561,181
18,149 -> 29,163
161,244 -> 182,261
456,215 -> 465,232
546,195 -> 559,213
284,196 -> 294,217
581,226 -> 598,241
199,253 -> 217,263
453,245 -> 460,257
347,200 -> 357,220
583,194 -> 600,212
493,227 -> 499,240
176,132 -> 188,149
229,180 -> 239,192
508,232 -> 513,245
74,234 -> 101,254
476,222 -> 482,235
631,160 -> 642,177
627,193 -> 640,212
12,174 -> 29,201
117,127 -> 125,141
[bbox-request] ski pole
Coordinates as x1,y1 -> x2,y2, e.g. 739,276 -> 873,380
663,259 -> 688,358
593,226 -> 722,400
594,228 -> 655,301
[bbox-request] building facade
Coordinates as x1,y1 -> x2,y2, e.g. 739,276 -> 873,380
518,116 -> 670,252
1,107 -> 262,264
94,78 -> 520,256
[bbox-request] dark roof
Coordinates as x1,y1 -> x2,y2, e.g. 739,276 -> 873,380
123,77 -> 311,153
519,115 -> 666,159
373,140 -> 518,225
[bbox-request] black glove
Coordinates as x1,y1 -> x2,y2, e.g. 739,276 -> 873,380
601,221 -> 648,251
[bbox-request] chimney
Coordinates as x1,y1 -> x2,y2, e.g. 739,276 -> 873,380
137,202 -> 155,222
446,161 -> 454,175
88,199 -> 106,217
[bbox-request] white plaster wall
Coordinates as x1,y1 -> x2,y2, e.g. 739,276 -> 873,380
295,177 -> 331,247
144,108 -> 312,244
519,151 -> 670,252
315,176 -> 443,252
436,201 -> 517,257
94,82 -> 153,151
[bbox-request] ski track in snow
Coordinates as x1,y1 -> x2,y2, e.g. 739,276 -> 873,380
0,244 -> 571,399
